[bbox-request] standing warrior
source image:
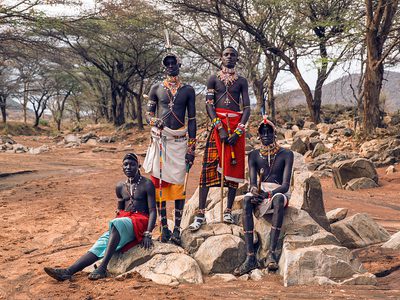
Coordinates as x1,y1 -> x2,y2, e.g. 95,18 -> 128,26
44,153 -> 156,281
234,118 -> 294,275
143,52 -> 196,245
189,46 -> 250,231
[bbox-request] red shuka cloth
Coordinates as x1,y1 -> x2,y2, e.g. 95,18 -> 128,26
150,175 -> 172,188
214,108 -> 245,183
116,210 -> 149,253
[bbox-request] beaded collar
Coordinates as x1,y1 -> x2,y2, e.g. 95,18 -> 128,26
259,143 -> 281,167
217,66 -> 238,87
163,76 -> 182,96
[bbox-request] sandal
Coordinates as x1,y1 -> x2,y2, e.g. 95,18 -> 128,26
265,251 -> 279,271
223,210 -> 234,224
233,255 -> 257,276
88,266 -> 108,280
170,227 -> 181,245
159,226 -> 172,243
44,267 -> 72,281
188,215 -> 206,231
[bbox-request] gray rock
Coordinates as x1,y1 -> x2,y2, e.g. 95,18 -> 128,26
343,128 -> 354,137
99,136 -> 116,143
385,165 -> 396,174
311,142 -> 328,158
331,213 -> 390,248
292,151 -> 309,172
212,273 -> 237,282
303,121 -> 316,130
332,158 -> 378,189
107,241 -> 184,274
294,129 -> 319,139
64,134 -> 80,144
13,144 -> 28,152
291,137 -> 307,155
249,269 -> 263,281
124,253 -> 203,285
181,187 -> 228,230
278,244 -> 376,286
194,234 -> 246,274
181,223 -> 243,255
0,136 -> 15,144
344,177 -> 379,190
326,208 -> 348,224
238,274 -> 249,281
28,145 -> 49,155
381,231 -> 400,250
81,132 -> 98,143
290,171 -> 331,231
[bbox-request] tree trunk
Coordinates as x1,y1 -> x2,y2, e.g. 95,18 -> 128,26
0,101 -> 6,123
252,79 -> 264,114
313,80 -> 324,124
23,81 -> 28,124
266,78 -> 275,123
363,63 -> 383,135
134,78 -> 144,130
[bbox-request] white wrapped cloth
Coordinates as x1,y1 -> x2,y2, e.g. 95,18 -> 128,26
143,126 -> 187,185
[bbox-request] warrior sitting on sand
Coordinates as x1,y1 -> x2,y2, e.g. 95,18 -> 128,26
189,46 -> 250,231
44,153 -> 157,281
143,52 -> 196,245
234,118 -> 294,275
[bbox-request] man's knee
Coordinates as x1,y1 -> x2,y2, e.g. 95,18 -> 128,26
243,195 -> 253,209
272,194 -> 285,208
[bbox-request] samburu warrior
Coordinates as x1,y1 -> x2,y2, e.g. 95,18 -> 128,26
234,118 -> 294,275
189,46 -> 250,231
143,52 -> 196,245
44,153 -> 157,281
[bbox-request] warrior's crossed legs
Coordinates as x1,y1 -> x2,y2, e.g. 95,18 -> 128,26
234,193 -> 286,275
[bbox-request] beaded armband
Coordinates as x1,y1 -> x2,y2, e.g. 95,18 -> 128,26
234,123 -> 245,137
143,231 -> 152,238
149,116 -> 162,127
211,117 -> 223,130
147,100 -> 156,107
187,138 -> 197,155
205,89 -> 215,105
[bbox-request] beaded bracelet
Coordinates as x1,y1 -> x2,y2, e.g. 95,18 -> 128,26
187,138 -> 197,155
212,117 -> 222,130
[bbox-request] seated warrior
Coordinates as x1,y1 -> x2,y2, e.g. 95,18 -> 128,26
189,46 -> 250,230
234,118 -> 294,275
143,52 -> 196,244
44,153 -> 156,281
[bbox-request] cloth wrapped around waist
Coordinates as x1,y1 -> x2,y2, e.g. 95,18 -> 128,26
214,108 -> 245,183
143,126 -> 187,185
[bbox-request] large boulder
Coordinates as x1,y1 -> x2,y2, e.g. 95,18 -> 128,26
107,242 -> 184,274
64,134 -> 80,144
331,213 -> 390,248
345,177 -> 379,190
278,244 -> 376,287
332,158 -> 378,189
181,223 -> 243,255
181,187 -> 228,229
121,253 -> 203,285
193,234 -> 246,274
291,137 -> 307,155
381,231 -> 400,250
290,171 -> 331,231
294,129 -> 319,139
326,208 -> 348,224
254,207 -> 338,258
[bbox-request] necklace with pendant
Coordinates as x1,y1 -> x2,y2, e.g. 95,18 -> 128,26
259,144 -> 281,167
163,76 -> 182,109
125,174 -> 142,210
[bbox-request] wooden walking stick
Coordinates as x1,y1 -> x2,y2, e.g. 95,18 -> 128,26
225,114 -> 237,165
159,129 -> 163,237
183,164 -> 190,196
220,142 -> 225,222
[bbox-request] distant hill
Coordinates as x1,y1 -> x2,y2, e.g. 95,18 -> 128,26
277,71 -> 400,113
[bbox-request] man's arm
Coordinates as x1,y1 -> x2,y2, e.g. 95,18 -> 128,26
145,85 -> 163,129
271,151 -> 294,195
115,182 -> 125,214
205,75 -> 228,142
248,151 -> 259,192
227,78 -> 250,146
186,87 -> 197,168
141,180 -> 157,249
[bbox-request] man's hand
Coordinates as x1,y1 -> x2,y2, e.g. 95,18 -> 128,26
185,153 -> 195,169
227,132 -> 239,146
151,117 -> 164,130
218,127 -> 228,143
141,235 -> 153,250
250,194 -> 264,205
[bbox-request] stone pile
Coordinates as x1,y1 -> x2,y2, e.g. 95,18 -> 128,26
0,135 -> 49,154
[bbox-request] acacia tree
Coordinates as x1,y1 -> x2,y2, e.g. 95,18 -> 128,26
363,0 -> 400,134
167,0 -> 355,123
0,61 -> 19,123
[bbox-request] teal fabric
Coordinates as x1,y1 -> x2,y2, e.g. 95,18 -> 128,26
88,217 -> 135,258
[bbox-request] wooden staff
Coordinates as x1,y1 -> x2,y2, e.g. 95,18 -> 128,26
220,142 -> 225,222
183,164 -> 190,196
225,114 -> 237,165
159,129 -> 163,237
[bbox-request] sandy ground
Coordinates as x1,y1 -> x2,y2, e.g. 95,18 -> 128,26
0,132 -> 400,299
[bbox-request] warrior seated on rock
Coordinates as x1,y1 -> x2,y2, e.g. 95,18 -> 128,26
234,118 -> 294,276
44,153 -> 156,281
